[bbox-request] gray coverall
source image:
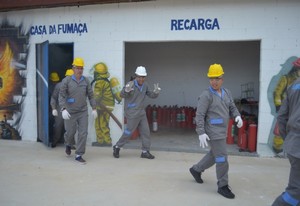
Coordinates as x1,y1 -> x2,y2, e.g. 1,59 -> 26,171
59,75 -> 96,156
50,82 -> 64,145
115,79 -> 159,151
272,77 -> 300,206
192,86 -> 240,188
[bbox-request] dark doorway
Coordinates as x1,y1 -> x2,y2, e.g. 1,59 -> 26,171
36,42 -> 73,147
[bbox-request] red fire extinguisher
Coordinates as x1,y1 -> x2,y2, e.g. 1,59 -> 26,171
180,107 -> 187,128
186,107 -> 193,129
152,105 -> 158,132
146,105 -> 152,128
238,132 -> 247,150
248,124 -> 257,152
238,119 -> 248,149
227,119 -> 235,144
157,106 -> 163,125
170,106 -> 177,128
192,108 -> 196,129
165,106 -> 171,127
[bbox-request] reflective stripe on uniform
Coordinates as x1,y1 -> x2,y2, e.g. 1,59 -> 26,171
282,192 -> 299,206
215,156 -> 226,163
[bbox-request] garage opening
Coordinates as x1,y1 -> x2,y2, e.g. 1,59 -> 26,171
124,41 -> 260,155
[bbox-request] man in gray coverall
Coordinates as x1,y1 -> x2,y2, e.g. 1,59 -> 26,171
59,57 -> 98,164
50,69 -> 75,148
272,77 -> 300,206
189,64 -> 243,199
113,66 -> 161,159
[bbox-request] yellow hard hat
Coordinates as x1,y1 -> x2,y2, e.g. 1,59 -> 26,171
72,57 -> 84,67
207,64 -> 224,78
65,69 -> 74,76
50,72 -> 60,82
94,63 -> 108,74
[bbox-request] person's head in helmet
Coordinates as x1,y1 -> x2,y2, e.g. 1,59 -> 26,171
135,66 -> 147,86
207,64 -> 224,92
72,57 -> 84,79
65,69 -> 74,76
94,62 -> 110,79
50,72 -> 60,82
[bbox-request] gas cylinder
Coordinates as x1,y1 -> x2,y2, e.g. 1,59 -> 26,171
227,119 -> 235,144
165,106 -> 171,127
176,107 -> 181,127
157,106 -> 163,125
248,124 -> 257,152
192,108 -> 196,129
186,107 -> 193,129
238,119 -> 248,142
152,105 -> 158,132
238,132 -> 247,150
170,106 -> 177,127
110,77 -> 122,103
180,107 -> 187,128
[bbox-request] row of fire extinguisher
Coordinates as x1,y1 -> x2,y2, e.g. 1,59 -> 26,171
227,118 -> 258,152
146,105 -> 196,132
145,104 -> 258,153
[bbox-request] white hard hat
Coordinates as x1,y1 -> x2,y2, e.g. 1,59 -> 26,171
135,66 -> 147,76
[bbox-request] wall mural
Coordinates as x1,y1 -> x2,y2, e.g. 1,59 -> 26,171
90,62 -> 122,147
0,22 -> 28,140
267,56 -> 300,156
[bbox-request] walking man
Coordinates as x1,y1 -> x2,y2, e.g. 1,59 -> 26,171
272,76 -> 300,206
59,57 -> 98,164
189,64 -> 243,199
113,66 -> 160,159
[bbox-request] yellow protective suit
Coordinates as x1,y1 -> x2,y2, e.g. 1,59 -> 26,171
92,63 -> 115,146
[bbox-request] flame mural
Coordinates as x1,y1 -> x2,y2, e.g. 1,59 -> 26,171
0,23 -> 28,140
0,42 -> 23,106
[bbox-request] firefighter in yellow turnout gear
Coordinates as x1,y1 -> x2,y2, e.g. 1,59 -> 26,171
92,63 -> 120,147
273,58 -> 300,154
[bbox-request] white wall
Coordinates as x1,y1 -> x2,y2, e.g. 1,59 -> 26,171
1,0 -> 300,155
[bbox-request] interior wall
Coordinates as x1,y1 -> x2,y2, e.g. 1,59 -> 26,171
125,41 -> 260,108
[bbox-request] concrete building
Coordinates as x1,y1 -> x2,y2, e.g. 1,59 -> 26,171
0,0 -> 299,156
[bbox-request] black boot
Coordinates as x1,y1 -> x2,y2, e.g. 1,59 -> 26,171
218,185 -> 235,199
189,167 -> 203,183
113,145 -> 120,158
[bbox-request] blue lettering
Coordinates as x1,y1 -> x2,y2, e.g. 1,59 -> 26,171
171,19 -> 177,30
57,23 -> 88,34
212,18 -> 220,30
198,19 -> 205,30
190,19 -> 197,30
184,19 -> 190,30
170,18 -> 220,31
30,25 -> 47,35
178,19 -> 184,30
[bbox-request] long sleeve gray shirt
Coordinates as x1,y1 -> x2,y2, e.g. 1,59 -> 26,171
277,77 -> 300,158
121,79 -> 159,119
195,86 -> 240,140
50,82 -> 62,110
58,75 -> 96,114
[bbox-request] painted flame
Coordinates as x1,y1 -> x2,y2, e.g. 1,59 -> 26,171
0,42 -> 19,105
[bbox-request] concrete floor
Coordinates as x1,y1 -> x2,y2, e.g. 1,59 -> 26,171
124,127 -> 271,157
0,139 -> 289,206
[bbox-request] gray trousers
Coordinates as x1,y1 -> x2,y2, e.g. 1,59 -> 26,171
116,114 -> 151,151
64,110 -> 88,156
272,154 -> 300,206
52,113 -> 64,145
192,138 -> 229,188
